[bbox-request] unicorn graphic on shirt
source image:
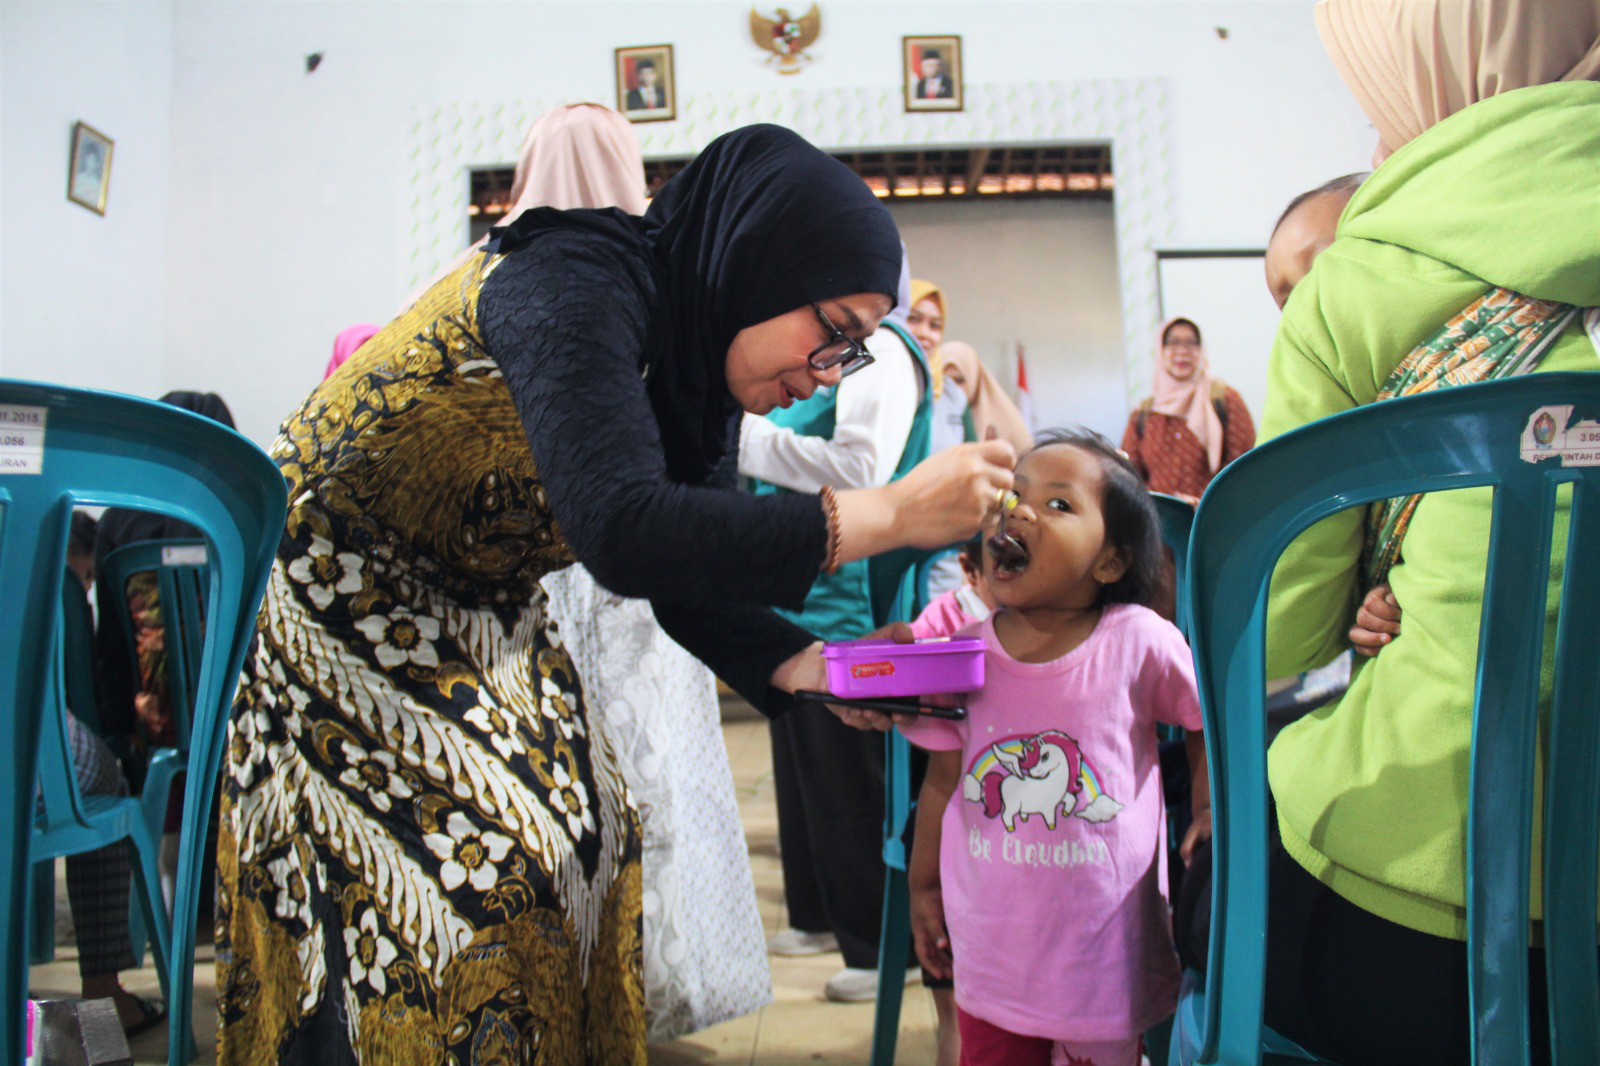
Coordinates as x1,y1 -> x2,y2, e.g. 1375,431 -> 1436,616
962,729 -> 1123,831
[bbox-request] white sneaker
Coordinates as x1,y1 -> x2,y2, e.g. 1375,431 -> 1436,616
823,965 -> 921,1003
768,927 -> 839,957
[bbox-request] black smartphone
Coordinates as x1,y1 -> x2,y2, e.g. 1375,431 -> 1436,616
794,690 -> 967,721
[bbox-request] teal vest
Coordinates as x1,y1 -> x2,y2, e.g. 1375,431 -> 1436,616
749,321 -> 933,640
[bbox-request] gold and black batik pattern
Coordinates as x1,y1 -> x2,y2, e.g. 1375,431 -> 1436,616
216,260 -> 644,1065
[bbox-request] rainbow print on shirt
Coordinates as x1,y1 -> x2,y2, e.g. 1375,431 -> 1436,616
962,729 -> 1123,832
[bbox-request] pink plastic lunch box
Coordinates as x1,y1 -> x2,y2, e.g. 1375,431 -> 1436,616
821,637 -> 986,699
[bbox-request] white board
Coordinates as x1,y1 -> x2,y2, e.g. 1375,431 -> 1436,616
1155,252 -> 1281,429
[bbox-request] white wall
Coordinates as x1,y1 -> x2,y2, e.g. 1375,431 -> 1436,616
1,0 -> 1373,445
891,199 -> 1128,441
1,0 -> 174,393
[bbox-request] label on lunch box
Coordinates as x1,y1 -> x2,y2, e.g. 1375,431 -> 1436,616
851,661 -> 896,679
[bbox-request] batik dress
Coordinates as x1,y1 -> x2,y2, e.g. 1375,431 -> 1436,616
217,257 -> 644,1065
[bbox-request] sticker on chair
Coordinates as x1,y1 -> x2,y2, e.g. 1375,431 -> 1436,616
0,405 -> 47,474
1516,403 -> 1600,464
162,545 -> 209,566
1523,405 -> 1600,467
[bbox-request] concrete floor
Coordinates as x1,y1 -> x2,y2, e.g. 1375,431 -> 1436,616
648,714 -> 939,1065
28,712 -> 939,1065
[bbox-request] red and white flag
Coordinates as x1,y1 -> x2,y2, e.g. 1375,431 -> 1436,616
1015,343 -> 1036,433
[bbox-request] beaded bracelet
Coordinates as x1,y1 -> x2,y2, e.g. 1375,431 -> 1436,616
819,484 -> 843,574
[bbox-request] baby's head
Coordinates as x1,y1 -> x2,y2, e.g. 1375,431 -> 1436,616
989,427 -> 1163,611
1264,172 -> 1368,310
957,533 -> 999,610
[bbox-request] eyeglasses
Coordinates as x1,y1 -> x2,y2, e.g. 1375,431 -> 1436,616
807,303 -> 875,379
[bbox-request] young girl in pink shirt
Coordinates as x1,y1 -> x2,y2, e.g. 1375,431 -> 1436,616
899,427 -> 1211,1066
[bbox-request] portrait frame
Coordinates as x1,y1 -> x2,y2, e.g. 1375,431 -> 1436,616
903,35 -> 963,113
67,121 -> 114,215
615,44 -> 676,124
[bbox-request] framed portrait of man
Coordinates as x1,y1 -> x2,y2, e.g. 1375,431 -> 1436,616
616,44 -> 676,123
903,35 -> 963,112
67,121 -> 114,215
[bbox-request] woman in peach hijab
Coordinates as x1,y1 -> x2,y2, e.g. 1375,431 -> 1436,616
502,103 -> 648,217
406,102 -> 649,302
1119,316 -> 1254,502
1177,4 -> 1600,1063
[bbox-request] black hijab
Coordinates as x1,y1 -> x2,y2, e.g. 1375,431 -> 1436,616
487,124 -> 902,482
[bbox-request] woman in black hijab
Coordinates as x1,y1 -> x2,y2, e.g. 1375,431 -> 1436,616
217,124 -> 1013,1065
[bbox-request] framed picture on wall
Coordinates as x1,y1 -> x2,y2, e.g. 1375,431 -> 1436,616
67,121 -> 114,215
903,35 -> 962,112
616,44 -> 676,123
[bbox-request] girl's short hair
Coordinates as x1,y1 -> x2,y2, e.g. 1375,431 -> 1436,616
1027,427 -> 1163,607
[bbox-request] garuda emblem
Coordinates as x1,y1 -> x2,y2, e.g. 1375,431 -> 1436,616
750,6 -> 821,73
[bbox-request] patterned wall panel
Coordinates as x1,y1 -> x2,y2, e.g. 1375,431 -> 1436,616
406,80 -> 1173,400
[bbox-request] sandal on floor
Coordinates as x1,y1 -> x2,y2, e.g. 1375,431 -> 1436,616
123,995 -> 167,1038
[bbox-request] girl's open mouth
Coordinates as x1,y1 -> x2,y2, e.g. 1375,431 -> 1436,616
988,532 -> 1030,577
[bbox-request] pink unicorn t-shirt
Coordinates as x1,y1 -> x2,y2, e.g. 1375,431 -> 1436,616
899,603 -> 1202,1043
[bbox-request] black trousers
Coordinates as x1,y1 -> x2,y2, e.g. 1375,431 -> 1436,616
770,702 -> 922,970
1176,802 -> 1555,1066
52,712 -> 137,980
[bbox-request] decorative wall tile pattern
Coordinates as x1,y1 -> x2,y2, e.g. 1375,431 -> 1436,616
406,80 -> 1173,401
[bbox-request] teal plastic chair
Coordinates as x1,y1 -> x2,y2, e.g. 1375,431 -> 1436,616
1151,490 -> 1197,746
1,380 -> 286,1066
1152,492 -> 1197,639
1149,491 -> 1197,1066
60,565 -> 102,736
1172,373 -> 1600,1066
867,549 -> 934,1066
29,567 -> 104,967
99,538 -> 210,966
34,575 -> 176,1008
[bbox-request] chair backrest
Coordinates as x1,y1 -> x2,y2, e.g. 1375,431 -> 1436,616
1184,373 -> 1600,1066
1151,492 -> 1197,638
37,565 -> 140,848
0,381 -> 286,1065
35,571 -> 103,839
98,538 -> 211,752
58,566 -> 99,734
